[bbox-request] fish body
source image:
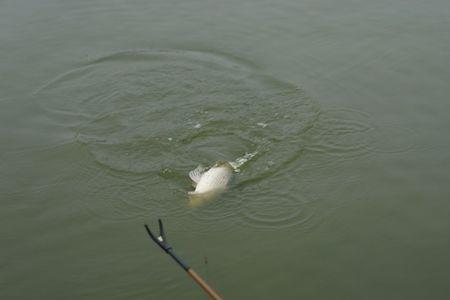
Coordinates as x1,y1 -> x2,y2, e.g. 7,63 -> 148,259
189,161 -> 234,195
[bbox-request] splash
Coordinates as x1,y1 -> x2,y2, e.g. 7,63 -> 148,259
229,151 -> 258,172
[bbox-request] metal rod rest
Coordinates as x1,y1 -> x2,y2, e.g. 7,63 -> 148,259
144,219 -> 224,300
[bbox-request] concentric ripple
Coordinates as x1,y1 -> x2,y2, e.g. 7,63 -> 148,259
34,49 -> 415,228
303,108 -> 374,159
237,186 -> 316,230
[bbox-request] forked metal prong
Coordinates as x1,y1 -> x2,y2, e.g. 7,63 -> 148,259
158,218 -> 167,242
144,224 -> 158,244
144,219 -> 223,299
145,220 -> 172,253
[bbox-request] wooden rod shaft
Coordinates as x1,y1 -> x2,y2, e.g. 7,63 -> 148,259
187,269 -> 224,300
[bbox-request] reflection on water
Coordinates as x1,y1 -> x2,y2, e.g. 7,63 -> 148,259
33,49 -> 415,229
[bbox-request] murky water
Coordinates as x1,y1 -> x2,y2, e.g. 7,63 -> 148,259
2,0 -> 450,299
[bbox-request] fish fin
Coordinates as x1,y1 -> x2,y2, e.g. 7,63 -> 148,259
189,165 -> 204,184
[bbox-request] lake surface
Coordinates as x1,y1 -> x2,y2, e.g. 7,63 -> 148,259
1,0 -> 450,299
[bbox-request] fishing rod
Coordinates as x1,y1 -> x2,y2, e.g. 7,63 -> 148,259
144,219 -> 224,300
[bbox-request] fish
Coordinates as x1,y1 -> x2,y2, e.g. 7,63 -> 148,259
188,161 -> 234,206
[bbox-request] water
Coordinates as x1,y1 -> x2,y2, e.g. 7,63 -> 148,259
1,0 -> 450,299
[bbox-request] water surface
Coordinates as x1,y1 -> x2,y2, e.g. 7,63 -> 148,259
1,0 -> 450,299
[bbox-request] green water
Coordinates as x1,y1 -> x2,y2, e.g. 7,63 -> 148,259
1,0 -> 450,299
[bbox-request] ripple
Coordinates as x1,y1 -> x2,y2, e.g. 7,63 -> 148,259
238,187 -> 315,230
303,108 -> 374,159
33,49 -> 413,227
34,49 -> 321,222
183,195 -> 244,234
366,123 -> 417,153
36,49 -> 319,175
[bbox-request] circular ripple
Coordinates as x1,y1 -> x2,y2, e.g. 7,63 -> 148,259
236,184 -> 315,230
34,49 -> 403,227
36,49 -> 319,173
303,108 -> 374,160
182,194 -> 244,234
34,49 -> 319,222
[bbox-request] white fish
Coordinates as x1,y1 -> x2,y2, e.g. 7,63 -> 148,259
188,161 -> 234,206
